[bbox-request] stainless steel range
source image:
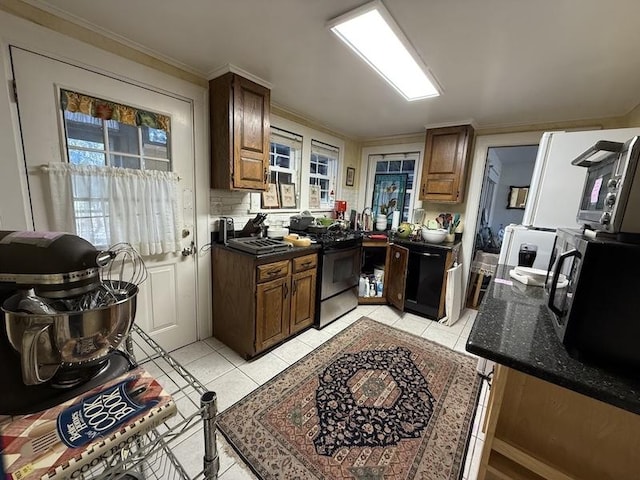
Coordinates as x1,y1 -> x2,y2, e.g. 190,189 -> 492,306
289,226 -> 362,328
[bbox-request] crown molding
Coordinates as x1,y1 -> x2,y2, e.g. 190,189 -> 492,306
207,64 -> 273,89
423,119 -> 477,130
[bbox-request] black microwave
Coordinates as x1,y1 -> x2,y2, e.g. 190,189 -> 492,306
546,228 -> 640,372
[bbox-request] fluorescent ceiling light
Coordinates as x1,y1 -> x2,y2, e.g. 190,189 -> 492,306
328,0 -> 441,101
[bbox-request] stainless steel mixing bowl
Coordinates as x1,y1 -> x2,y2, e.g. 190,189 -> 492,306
2,284 -> 138,386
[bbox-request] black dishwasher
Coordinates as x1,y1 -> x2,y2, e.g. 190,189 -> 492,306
404,244 -> 447,319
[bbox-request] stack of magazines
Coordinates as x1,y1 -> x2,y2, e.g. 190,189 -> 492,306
0,366 -> 176,479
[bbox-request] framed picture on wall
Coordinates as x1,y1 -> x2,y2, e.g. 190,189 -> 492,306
507,185 -> 529,209
279,183 -> 297,209
309,185 -> 321,209
346,167 -> 355,187
261,183 -> 280,209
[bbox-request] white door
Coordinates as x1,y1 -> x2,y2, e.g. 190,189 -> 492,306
10,46 -> 197,351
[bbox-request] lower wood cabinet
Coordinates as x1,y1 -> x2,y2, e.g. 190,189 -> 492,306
358,240 -> 459,320
212,246 -> 317,358
479,365 -> 640,480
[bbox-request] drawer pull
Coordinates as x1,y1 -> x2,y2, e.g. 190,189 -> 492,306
301,261 -> 312,268
267,269 -> 282,276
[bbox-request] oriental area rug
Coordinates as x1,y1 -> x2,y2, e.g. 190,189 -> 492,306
217,317 -> 482,480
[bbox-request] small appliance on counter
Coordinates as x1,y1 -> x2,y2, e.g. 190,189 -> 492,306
518,243 -> 537,267
219,216 -> 235,244
572,136 -> 640,241
334,200 -> 347,220
545,228 -> 640,373
0,231 -> 145,414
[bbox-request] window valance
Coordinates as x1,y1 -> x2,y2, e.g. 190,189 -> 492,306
60,89 -> 171,132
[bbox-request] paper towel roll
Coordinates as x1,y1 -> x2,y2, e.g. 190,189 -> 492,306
391,211 -> 400,230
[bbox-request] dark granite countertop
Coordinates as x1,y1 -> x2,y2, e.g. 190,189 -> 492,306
466,264 -> 640,415
361,233 -> 461,251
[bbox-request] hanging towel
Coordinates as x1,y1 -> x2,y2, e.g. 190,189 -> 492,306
440,263 -> 463,326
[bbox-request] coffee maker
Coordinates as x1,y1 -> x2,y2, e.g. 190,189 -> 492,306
518,243 -> 538,267
0,231 -> 141,414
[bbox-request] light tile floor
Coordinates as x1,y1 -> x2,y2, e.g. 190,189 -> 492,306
165,306 -> 488,480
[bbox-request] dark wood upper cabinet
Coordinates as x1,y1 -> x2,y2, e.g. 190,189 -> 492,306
210,72 -> 270,191
419,125 -> 474,203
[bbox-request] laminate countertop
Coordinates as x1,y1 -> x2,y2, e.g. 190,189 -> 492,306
466,264 -> 640,415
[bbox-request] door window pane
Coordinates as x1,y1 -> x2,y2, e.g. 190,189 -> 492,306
108,121 -> 140,155
111,155 -> 141,169
64,111 -> 105,149
144,159 -> 171,172
68,149 -> 106,166
142,126 -> 169,159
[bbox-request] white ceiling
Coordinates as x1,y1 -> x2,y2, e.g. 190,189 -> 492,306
28,0 -> 640,139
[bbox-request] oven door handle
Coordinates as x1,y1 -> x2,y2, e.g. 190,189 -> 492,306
547,249 -> 579,317
571,140 -> 623,167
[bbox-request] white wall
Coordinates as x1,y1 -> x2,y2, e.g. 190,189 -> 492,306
490,158 -> 536,232
0,10 -> 212,338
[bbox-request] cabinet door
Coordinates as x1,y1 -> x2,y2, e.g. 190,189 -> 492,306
290,269 -> 317,334
387,244 -> 409,311
256,276 -> 290,352
420,125 -> 473,203
232,75 -> 270,190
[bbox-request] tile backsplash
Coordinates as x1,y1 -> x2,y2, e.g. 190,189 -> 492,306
209,189 -> 361,233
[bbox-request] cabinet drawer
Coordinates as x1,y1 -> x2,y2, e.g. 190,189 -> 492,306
257,260 -> 290,282
292,254 -> 317,273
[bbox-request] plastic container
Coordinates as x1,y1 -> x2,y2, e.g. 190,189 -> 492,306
375,214 -> 387,231
359,276 -> 368,297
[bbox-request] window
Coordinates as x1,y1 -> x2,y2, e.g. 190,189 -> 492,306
63,113 -> 170,172
249,117 -> 344,213
369,152 -> 418,222
310,140 -> 339,208
58,89 -> 174,247
265,128 -> 302,208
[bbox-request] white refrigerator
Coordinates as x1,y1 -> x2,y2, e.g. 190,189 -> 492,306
499,127 -> 640,268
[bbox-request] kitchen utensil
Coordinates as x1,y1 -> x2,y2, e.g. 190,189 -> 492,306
361,207 -> 373,231
3,283 -> 138,386
97,243 -> 146,299
412,208 -> 425,225
241,213 -> 268,235
396,222 -> 414,239
426,219 -> 439,230
267,228 -> 288,239
15,289 -> 56,315
421,228 -> 447,244
289,214 -> 315,230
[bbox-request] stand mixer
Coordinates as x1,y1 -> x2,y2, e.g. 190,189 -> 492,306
0,231 -> 144,414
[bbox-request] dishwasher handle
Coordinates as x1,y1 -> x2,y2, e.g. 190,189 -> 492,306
413,251 -> 441,258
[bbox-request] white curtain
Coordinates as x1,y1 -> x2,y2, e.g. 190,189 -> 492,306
43,163 -> 181,255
